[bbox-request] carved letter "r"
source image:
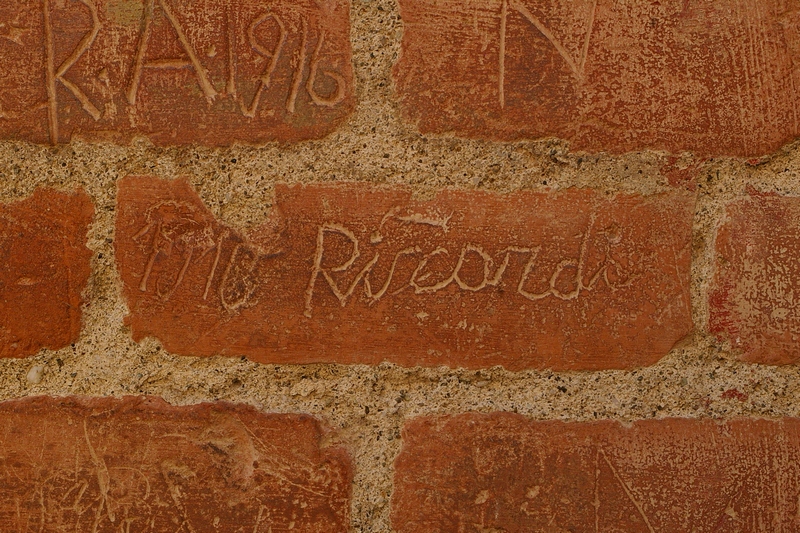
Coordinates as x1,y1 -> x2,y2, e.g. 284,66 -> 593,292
43,0 -> 103,144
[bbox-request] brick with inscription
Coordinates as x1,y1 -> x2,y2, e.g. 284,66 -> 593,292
710,192 -> 800,365
0,188 -> 93,357
0,395 -> 352,532
392,413 -> 800,533
393,0 -> 800,157
0,0 -> 353,145
116,176 -> 694,370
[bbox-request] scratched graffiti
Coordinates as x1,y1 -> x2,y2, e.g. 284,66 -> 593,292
497,0 -> 597,107
115,177 -> 693,370
392,414 -> 800,533
131,199 -> 279,313
0,0 -> 353,145
0,396 -> 352,533
129,188 -> 635,319
393,0 -> 800,156
301,210 -> 629,318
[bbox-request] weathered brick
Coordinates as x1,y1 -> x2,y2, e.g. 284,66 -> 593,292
0,396 -> 352,532
0,0 -> 353,145
710,192 -> 800,364
0,188 -> 93,357
116,176 -> 693,370
393,0 -> 800,157
392,413 -> 800,533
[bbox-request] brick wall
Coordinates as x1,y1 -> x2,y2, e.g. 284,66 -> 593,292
1,0 -> 800,531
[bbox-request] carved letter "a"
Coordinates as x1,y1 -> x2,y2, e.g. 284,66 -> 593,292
126,0 -> 218,106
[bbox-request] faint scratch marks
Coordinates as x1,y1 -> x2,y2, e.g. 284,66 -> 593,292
83,418 -> 116,530
160,461 -> 199,533
599,449 -> 656,533
594,449 -> 600,533
0,25 -> 27,45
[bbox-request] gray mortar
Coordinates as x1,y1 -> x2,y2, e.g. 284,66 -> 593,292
2,0 -> 800,531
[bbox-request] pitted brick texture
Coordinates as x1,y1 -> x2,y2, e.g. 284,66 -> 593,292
710,191 -> 800,365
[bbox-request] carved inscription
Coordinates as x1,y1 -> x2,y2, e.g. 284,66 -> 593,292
0,0 -> 353,145
710,192 -> 800,365
0,396 -> 352,533
392,414 -> 800,533
0,188 -> 93,358
497,0 -> 596,107
302,211 -> 626,319
393,0 -> 800,156
116,176 -> 694,370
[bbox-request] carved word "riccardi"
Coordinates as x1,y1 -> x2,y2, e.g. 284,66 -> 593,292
303,211 -> 628,317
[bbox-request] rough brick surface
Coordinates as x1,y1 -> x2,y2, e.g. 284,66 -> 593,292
0,188 -> 93,358
393,0 -> 800,157
0,0 -> 353,145
392,413 -> 800,533
0,396 -> 352,533
710,192 -> 800,365
116,176 -> 693,370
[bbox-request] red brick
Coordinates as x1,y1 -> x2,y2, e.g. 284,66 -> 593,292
393,0 -> 800,157
116,176 -> 693,370
392,413 -> 800,533
710,192 -> 800,364
0,188 -> 93,357
0,395 -> 352,532
0,0 -> 353,146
